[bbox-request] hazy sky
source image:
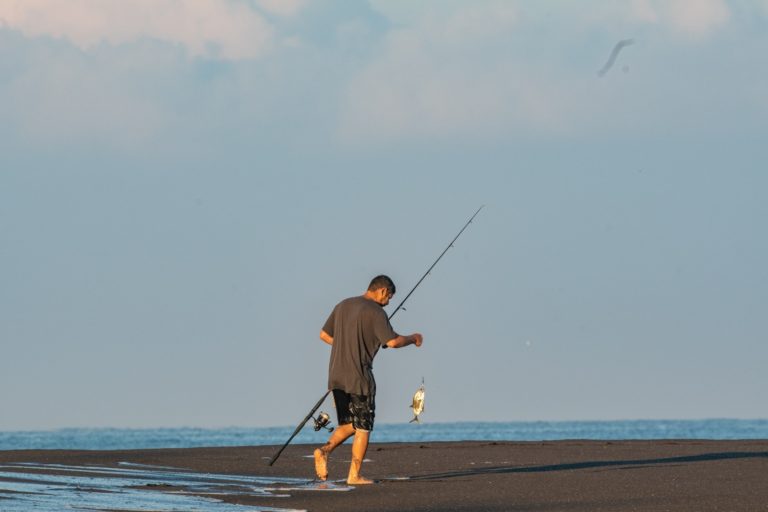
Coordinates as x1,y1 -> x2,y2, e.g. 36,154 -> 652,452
2,0 -> 766,431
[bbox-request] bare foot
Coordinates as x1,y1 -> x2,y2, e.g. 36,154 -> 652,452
347,475 -> 374,485
313,449 -> 328,481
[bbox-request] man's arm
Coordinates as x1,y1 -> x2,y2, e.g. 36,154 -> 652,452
385,333 -> 423,349
320,330 -> 333,346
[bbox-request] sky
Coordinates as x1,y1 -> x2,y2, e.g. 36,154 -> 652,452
1,0 -> 767,431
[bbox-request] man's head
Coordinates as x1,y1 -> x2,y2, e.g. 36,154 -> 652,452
367,274 -> 396,306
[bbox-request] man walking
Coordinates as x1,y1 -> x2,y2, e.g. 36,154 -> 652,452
314,275 -> 423,485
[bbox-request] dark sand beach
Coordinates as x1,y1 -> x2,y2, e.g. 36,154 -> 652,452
2,440 -> 767,511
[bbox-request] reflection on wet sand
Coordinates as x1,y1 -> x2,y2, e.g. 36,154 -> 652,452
0,461 -> 351,511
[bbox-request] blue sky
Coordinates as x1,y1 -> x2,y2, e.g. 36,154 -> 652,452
1,0 -> 766,430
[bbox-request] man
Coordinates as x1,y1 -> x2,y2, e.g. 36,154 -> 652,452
314,275 -> 423,485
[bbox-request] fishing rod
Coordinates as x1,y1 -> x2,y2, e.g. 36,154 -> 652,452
267,205 -> 484,466
388,205 -> 484,321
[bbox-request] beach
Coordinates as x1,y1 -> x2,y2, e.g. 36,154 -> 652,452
1,440 -> 767,511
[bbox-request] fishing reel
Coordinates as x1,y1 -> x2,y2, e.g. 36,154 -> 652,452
313,411 -> 334,432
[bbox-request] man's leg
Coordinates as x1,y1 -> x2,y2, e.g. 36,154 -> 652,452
347,429 -> 373,485
314,423 -> 355,481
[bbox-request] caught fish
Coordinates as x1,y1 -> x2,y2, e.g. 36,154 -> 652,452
409,379 -> 425,423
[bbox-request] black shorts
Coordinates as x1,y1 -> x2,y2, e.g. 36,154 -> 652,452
332,389 -> 375,432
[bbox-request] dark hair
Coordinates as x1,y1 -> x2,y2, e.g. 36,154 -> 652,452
368,275 -> 395,295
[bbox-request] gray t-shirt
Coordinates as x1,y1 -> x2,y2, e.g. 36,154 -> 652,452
322,295 -> 398,396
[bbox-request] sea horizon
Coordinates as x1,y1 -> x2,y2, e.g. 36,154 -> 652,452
2,418 -> 767,451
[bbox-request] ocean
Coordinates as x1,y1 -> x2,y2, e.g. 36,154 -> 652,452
2,419 -> 767,451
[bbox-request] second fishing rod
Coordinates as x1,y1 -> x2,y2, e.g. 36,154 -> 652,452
268,205 -> 484,466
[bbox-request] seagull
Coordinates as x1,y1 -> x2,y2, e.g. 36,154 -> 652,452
598,39 -> 635,77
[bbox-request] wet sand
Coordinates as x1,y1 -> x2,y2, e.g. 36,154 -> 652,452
2,440 -> 767,511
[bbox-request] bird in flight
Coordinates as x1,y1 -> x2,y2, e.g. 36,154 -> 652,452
598,39 -> 635,77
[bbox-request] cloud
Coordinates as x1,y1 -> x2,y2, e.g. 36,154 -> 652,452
0,0 -> 275,59
338,0 -> 748,146
369,0 -> 518,42
2,44 -> 173,150
254,0 -> 307,18
664,0 -> 730,36
339,1 -> 528,144
1,0 -> 758,153
339,51 -> 567,145
630,0 -> 731,37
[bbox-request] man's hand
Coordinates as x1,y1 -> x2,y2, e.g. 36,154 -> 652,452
386,333 -> 424,348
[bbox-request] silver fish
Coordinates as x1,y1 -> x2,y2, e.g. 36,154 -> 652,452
409,378 -> 425,423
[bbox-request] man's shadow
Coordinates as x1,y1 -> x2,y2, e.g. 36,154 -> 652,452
400,451 -> 768,481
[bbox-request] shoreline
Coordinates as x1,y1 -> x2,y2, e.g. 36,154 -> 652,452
2,440 -> 768,511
